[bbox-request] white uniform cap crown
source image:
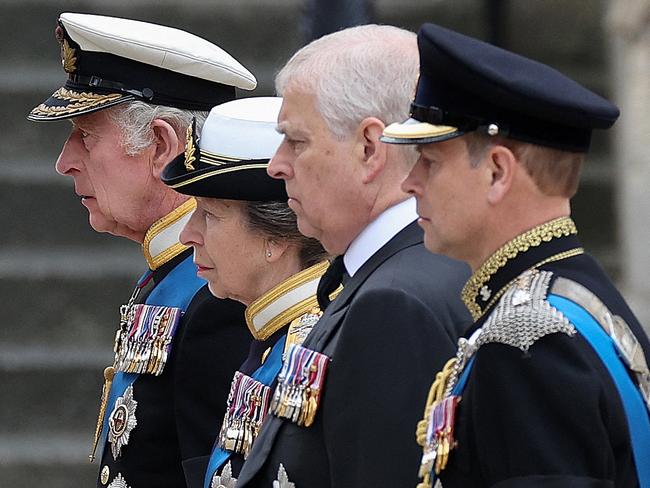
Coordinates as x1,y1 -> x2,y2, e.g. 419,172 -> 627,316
201,97 -> 283,160
60,12 -> 257,90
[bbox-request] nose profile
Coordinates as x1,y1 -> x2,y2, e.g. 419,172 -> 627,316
402,155 -> 429,197
55,130 -> 84,176
267,141 -> 293,180
180,209 -> 204,247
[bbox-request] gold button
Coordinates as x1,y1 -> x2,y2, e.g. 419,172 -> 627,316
100,465 -> 110,485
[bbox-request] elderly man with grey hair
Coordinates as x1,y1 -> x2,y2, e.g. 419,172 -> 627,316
28,13 -> 255,488
236,24 -> 471,488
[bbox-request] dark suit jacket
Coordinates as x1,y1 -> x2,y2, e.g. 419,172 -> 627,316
237,222 -> 471,487
96,250 -> 251,488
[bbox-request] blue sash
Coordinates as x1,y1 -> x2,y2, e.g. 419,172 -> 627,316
430,296 -> 650,486
548,294 -> 650,487
100,255 -> 205,454
203,335 -> 287,488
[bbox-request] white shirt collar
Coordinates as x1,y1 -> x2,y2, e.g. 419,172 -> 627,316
343,197 -> 417,277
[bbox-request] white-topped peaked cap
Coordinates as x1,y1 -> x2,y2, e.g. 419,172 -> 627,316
28,13 -> 256,121
61,13 -> 256,89
162,97 -> 287,201
201,96 -> 283,160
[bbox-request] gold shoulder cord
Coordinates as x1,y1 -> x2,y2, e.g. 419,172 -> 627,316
416,358 -> 457,488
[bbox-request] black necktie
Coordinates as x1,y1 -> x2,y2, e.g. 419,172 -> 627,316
317,255 -> 346,310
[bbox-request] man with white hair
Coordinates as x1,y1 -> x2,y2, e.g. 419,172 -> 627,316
28,13 -> 255,488
236,24 -> 471,488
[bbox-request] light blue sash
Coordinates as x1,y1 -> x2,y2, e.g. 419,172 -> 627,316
203,335 -> 287,488
429,296 -> 650,486
100,255 -> 205,455
549,294 -> 650,487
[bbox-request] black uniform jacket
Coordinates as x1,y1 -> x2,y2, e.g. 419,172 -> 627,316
183,330 -> 284,488
442,229 -> 650,488
237,222 -> 472,487
97,249 -> 251,488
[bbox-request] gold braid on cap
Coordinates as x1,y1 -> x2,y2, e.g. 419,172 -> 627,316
29,88 -> 124,118
184,120 -> 197,172
61,39 -> 77,73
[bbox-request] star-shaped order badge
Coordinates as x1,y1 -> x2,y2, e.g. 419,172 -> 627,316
211,461 -> 237,488
108,385 -> 138,460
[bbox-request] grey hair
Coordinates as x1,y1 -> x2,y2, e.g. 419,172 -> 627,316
107,100 -> 208,156
275,24 -> 418,140
243,201 -> 328,268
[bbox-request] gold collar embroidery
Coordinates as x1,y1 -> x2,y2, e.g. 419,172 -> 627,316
461,216 -> 580,321
142,199 -> 196,270
245,261 -> 329,341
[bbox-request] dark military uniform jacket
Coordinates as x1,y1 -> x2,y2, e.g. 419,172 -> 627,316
183,262 -> 330,488
237,220 -> 471,487
96,200 -> 251,488
419,217 -> 650,488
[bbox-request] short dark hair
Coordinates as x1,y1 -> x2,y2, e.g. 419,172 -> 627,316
463,132 -> 585,198
243,201 -> 328,268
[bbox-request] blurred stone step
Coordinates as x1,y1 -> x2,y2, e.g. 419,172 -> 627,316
0,352 -> 108,436
0,170 -> 144,247
0,462 -> 96,488
0,433 -> 96,488
0,246 -> 142,348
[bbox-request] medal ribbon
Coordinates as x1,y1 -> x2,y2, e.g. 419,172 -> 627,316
97,255 -> 205,461
204,335 -> 287,488
270,344 -> 330,427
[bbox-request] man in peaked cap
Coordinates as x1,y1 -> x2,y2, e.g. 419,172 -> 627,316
28,13 -> 256,488
382,23 -> 650,488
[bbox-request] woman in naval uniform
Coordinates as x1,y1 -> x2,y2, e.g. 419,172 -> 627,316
162,97 -> 329,488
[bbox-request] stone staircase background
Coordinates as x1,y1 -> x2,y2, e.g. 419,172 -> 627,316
0,0 -> 616,486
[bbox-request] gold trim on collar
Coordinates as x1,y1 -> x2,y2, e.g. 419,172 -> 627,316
142,199 -> 196,270
462,216 -> 578,320
245,261 -> 329,341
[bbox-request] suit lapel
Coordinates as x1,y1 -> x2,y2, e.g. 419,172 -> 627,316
237,221 -> 423,486
305,221 -> 422,349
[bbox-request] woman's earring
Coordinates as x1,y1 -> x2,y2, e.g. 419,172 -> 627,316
267,250 -> 272,258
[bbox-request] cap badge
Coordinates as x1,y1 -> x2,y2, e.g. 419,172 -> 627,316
61,39 -> 77,73
184,123 -> 197,172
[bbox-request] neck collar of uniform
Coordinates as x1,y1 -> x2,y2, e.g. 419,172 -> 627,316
245,261 -> 329,341
462,216 -> 584,321
142,199 -> 195,270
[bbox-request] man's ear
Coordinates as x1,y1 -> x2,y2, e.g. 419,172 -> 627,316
486,144 -> 518,204
150,119 -> 183,178
356,117 -> 388,184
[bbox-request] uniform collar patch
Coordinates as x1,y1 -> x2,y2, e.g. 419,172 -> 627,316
245,261 -> 329,341
142,199 -> 196,270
